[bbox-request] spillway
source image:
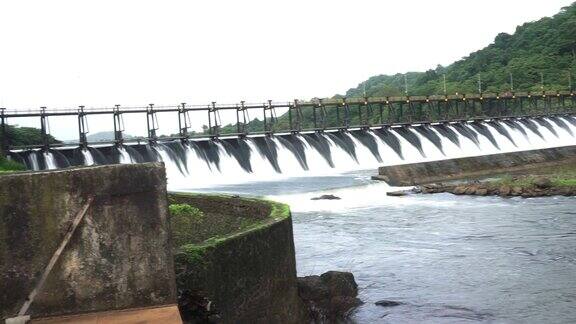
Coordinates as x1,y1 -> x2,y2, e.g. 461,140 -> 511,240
11,116 -> 576,189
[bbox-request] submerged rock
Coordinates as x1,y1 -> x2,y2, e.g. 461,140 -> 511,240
311,194 -> 341,200
375,300 -> 403,307
298,271 -> 362,322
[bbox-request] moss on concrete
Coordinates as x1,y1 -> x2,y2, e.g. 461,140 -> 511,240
170,192 -> 305,323
1,163 -> 177,319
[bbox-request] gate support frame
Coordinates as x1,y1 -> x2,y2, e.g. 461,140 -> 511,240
146,104 -> 158,142
0,108 -> 8,157
40,107 -> 50,151
78,106 -> 89,149
113,105 -> 124,145
178,103 -> 190,141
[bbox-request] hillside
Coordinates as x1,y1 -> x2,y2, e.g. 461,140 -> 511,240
345,3 -> 576,98
0,125 -> 60,148
221,3 -> 576,133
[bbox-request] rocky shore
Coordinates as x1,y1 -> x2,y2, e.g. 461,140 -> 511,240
416,176 -> 576,198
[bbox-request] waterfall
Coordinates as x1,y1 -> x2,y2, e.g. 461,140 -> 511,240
118,147 -> 133,164
16,116 -> 576,188
81,149 -> 95,166
43,152 -> 57,170
27,151 -> 40,171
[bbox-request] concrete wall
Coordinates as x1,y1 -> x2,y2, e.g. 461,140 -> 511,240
0,163 -> 177,320
171,193 -> 307,324
376,145 -> 576,186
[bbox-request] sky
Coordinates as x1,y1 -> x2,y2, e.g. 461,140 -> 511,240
0,0 -> 573,140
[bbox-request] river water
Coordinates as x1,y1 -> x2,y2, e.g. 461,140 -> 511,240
195,169 -> 576,324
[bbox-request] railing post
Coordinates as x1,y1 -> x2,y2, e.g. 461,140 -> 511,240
0,108 -> 7,157
113,105 -> 124,145
291,99 -> 301,132
318,98 -> 326,130
344,97 -> 350,128
40,107 -> 50,150
236,102 -> 242,135
209,102 -> 220,137
78,106 -> 88,148
264,99 -> 274,133
312,99 -> 318,130
146,104 -> 158,142
178,103 -> 189,140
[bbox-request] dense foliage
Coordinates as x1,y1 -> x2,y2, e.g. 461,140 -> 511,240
345,3 -> 576,97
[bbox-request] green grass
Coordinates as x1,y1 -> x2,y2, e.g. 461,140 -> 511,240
169,203 -> 204,247
489,166 -> 576,189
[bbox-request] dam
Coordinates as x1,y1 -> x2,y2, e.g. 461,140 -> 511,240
8,114 -> 576,189
3,101 -> 576,322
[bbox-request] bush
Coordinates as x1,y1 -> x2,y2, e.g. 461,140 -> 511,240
169,204 -> 204,247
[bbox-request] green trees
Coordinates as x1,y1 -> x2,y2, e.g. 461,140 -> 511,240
344,3 -> 576,98
0,125 -> 60,148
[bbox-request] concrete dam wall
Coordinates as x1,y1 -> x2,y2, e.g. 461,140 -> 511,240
376,145 -> 576,186
1,164 -> 311,323
0,163 -> 177,320
170,193 -> 307,323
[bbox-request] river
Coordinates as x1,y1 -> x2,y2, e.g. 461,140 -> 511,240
195,169 -> 576,323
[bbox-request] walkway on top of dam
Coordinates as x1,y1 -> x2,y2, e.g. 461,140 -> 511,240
1,91 -> 575,152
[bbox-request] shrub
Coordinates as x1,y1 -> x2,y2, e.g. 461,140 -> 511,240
0,156 -> 25,172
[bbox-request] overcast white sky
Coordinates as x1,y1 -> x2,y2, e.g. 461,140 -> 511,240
0,0 -> 573,140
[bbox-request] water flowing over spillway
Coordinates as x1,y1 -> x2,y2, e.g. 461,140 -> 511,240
12,116 -> 576,189
149,116 -> 576,189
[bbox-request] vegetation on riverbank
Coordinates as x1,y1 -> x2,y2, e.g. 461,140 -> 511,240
419,163 -> 576,198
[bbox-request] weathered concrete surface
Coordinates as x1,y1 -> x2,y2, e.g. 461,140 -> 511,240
375,146 -> 576,186
0,163 -> 176,320
170,193 -> 307,324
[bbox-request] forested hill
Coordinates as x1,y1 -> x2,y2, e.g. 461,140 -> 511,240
344,2 -> 576,98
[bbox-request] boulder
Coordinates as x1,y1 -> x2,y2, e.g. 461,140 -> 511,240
511,186 -> 523,196
452,186 -> 467,195
311,194 -> 341,200
474,188 -> 488,196
533,176 -> 552,189
464,186 -> 476,195
298,271 -> 362,322
387,190 -> 407,197
499,185 -> 511,196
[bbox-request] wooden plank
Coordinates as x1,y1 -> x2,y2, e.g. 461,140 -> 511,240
31,305 -> 182,324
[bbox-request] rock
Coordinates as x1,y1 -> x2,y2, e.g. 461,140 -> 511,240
474,188 -> 488,196
375,300 -> 403,307
533,176 -> 552,189
311,194 -> 341,200
298,271 -> 362,322
499,185 -> 511,196
387,191 -> 407,197
511,186 -> 523,196
453,186 -> 467,195
464,186 -> 476,195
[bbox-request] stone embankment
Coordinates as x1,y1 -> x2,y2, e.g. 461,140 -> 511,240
375,146 -> 576,186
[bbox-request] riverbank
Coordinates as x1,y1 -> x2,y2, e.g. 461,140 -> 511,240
414,163 -> 576,198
